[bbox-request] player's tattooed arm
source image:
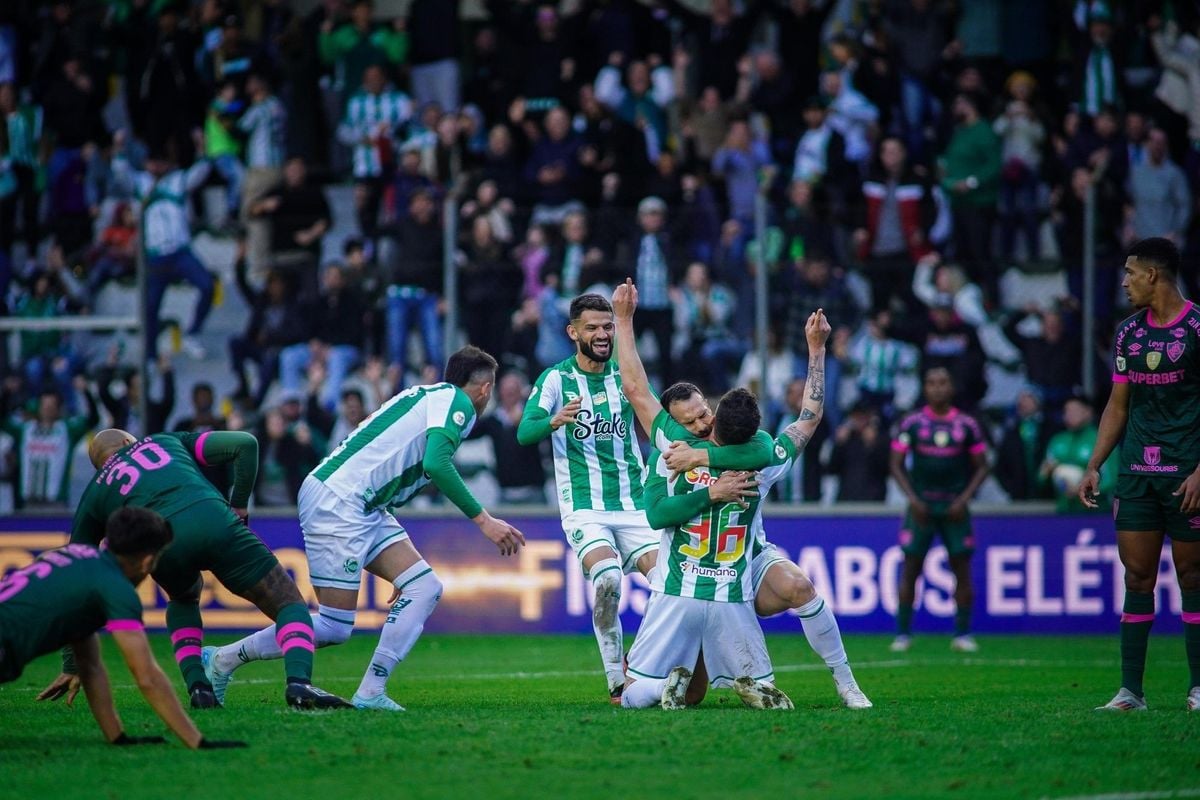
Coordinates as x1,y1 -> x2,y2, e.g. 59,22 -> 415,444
785,309 -> 832,451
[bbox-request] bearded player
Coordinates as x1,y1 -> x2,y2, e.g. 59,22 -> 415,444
517,293 -> 772,702
1081,238 -> 1200,712
612,280 -> 871,709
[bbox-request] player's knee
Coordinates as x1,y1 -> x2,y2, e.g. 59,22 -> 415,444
399,566 -> 443,608
314,606 -> 356,646
1123,569 -> 1158,593
783,574 -> 816,608
1176,566 -> 1200,594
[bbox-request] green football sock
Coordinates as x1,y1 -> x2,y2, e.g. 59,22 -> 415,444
165,601 -> 208,692
1120,591 -> 1155,697
274,603 -> 315,684
1183,591 -> 1200,689
896,603 -> 914,635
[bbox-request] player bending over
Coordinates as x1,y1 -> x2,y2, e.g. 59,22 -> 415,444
206,346 -> 526,711
613,280 -> 871,708
42,428 -> 349,710
8,508 -> 243,748
1080,237 -> 1200,712
516,293 -> 769,702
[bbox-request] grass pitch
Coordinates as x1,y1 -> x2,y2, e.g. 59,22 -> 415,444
1,633 -> 1196,800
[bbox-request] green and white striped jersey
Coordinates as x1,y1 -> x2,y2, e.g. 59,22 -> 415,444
525,357 -> 644,513
646,434 -> 799,602
313,382 -> 476,513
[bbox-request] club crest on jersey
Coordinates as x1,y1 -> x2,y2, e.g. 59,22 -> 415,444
684,467 -> 718,487
1115,356 -> 1127,371
571,409 -> 627,441
1168,341 -> 1186,363
1144,446 -> 1161,466
1146,351 -> 1162,370
934,430 -> 950,447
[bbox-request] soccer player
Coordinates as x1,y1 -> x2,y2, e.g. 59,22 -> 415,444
622,387 -> 797,710
41,427 -> 350,710
889,367 -> 990,653
516,294 -> 770,702
612,280 -> 872,709
1079,237 -> 1200,712
9,507 -> 243,749
206,346 -> 525,711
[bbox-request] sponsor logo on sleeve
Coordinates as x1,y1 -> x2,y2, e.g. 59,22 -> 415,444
1115,356 -> 1127,371
453,411 -> 466,426
775,444 -> 787,459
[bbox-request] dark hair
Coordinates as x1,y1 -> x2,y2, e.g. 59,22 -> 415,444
193,382 -> 214,397
343,237 -> 365,256
923,366 -> 955,385
105,507 -> 174,557
445,345 -> 498,387
569,293 -> 612,321
660,382 -> 703,410
1128,237 -> 1181,278
341,387 -> 365,404
713,388 -> 761,446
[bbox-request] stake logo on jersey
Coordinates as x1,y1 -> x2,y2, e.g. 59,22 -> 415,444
646,435 -> 798,603
525,357 -> 644,513
1112,303 -> 1200,477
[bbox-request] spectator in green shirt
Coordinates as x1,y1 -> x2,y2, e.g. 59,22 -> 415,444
319,0 -> 408,107
1040,396 -> 1117,513
939,92 -> 1001,298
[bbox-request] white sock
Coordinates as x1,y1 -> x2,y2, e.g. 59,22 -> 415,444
214,605 -> 357,674
355,561 -> 442,699
313,605 -> 356,646
215,625 -> 280,673
796,596 -> 855,688
621,678 -> 665,708
588,558 -> 624,691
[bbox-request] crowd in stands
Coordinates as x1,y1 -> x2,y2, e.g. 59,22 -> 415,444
1,0 -> 1199,512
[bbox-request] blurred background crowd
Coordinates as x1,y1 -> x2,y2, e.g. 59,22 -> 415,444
0,0 -> 1197,512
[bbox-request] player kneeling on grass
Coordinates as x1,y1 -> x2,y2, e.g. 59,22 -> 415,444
623,388 -> 795,710
206,346 -> 526,711
613,280 -> 871,709
6,508 -> 243,749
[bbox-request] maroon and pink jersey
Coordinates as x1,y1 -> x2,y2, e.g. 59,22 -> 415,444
1112,301 -> 1200,478
892,406 -> 987,502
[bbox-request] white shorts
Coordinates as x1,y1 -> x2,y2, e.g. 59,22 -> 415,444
562,509 -> 658,575
299,475 -> 410,590
626,591 -> 774,689
751,542 -> 790,596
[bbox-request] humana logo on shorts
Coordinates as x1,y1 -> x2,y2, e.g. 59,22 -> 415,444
679,562 -> 738,580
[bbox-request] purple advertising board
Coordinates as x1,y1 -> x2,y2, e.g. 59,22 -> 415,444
0,511 -> 1182,634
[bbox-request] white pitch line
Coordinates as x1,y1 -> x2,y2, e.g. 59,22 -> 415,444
1041,790 -> 1200,800
4,656 -> 1113,693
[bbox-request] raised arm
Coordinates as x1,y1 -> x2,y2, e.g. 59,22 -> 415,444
782,310 -> 832,454
612,278 -> 665,435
